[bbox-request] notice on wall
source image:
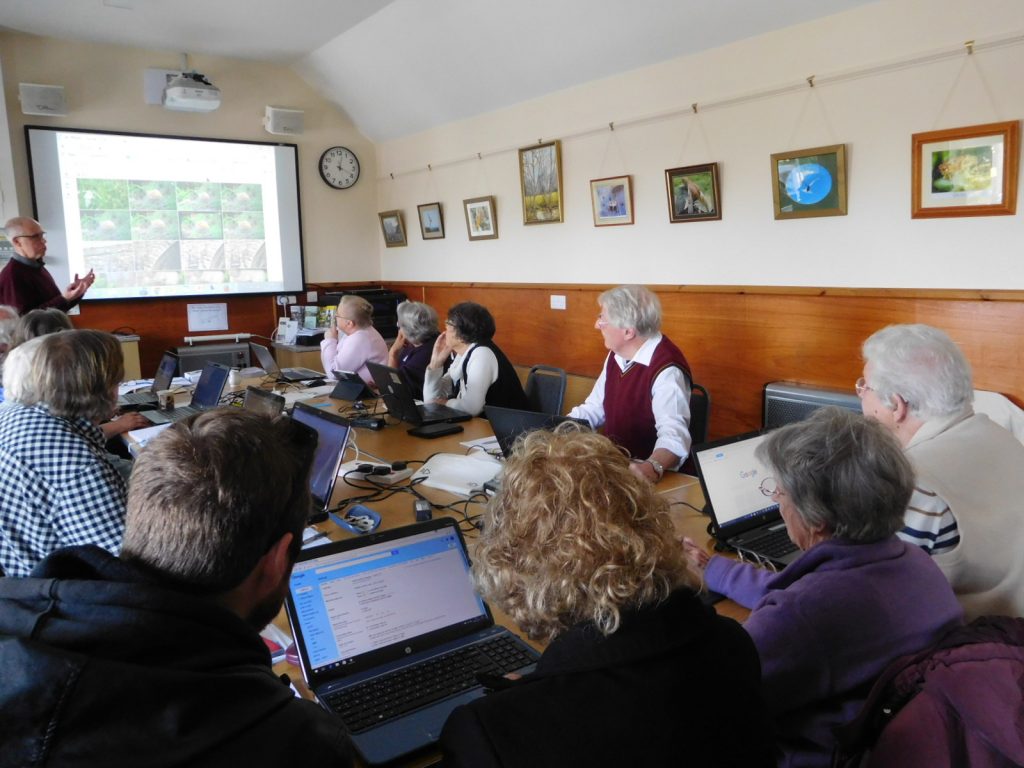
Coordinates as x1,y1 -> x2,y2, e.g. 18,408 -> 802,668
186,303 -> 229,332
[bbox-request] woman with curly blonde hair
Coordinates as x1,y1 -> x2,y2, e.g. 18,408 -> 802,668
440,425 -> 774,768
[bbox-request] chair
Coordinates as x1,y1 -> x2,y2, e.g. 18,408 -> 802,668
681,383 -> 710,476
524,365 -> 567,415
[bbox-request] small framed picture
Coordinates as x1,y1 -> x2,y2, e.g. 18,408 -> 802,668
378,210 -> 406,248
417,202 -> 445,240
463,196 -> 498,241
771,144 -> 847,220
912,120 -> 1019,218
518,140 -> 563,224
665,163 -> 721,223
590,175 -> 634,226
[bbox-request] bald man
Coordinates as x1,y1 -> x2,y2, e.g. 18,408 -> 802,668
0,217 -> 95,314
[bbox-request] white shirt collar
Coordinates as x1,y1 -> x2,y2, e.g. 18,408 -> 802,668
612,333 -> 662,371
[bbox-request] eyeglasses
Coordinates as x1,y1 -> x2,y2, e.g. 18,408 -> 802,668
595,313 -> 613,328
14,231 -> 45,241
759,476 -> 783,498
854,377 -> 874,398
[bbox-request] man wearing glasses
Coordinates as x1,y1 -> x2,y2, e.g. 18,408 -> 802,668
0,217 -> 95,314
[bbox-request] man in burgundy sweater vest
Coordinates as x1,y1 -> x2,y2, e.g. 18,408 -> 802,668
569,285 -> 692,483
0,217 -> 95,315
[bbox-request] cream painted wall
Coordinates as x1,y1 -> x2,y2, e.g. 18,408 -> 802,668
0,31 -> 378,284
376,0 -> 1024,289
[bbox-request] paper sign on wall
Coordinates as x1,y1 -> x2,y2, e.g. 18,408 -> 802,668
187,303 -> 229,332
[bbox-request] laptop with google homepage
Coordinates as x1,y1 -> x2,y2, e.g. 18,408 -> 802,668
285,517 -> 539,766
692,430 -> 799,568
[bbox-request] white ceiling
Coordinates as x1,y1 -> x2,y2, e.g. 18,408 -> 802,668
0,0 -> 876,141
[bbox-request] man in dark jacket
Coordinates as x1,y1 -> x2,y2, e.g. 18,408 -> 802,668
0,409 -> 353,768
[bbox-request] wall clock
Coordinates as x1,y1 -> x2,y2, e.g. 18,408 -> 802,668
319,146 -> 360,189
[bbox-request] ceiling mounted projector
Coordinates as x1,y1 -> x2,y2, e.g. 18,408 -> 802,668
163,71 -> 220,112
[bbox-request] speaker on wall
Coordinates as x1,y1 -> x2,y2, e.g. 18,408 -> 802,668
264,106 -> 304,136
19,83 -> 67,117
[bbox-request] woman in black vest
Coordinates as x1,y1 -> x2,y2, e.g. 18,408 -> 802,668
422,301 -> 528,416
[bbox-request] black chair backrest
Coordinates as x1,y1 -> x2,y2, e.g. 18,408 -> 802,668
525,364 -> 567,415
689,382 -> 710,446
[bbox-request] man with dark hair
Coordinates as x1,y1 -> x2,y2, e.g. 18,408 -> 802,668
0,410 -> 354,767
0,217 -> 95,314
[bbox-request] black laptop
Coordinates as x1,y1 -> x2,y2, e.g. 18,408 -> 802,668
243,385 -> 285,418
249,341 -> 323,382
285,517 -> 539,766
330,369 -> 375,401
142,362 -> 230,425
119,351 -> 178,408
290,401 -> 352,522
485,405 -> 588,457
692,430 -> 799,568
366,361 -> 471,426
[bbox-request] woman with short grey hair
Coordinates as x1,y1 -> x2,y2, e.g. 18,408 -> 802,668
387,301 -> 439,399
0,329 -> 128,577
684,407 -> 962,768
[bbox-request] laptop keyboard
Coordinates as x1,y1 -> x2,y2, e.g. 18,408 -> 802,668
743,527 -> 798,559
321,635 -> 536,734
144,405 -> 203,425
120,390 -> 156,404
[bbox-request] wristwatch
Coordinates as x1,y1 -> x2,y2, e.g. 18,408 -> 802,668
644,458 -> 665,480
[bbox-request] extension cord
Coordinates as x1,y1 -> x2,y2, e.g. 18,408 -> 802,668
336,460 -> 414,485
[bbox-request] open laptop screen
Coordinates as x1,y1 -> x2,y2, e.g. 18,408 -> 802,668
291,402 -> 351,512
192,363 -> 230,407
694,432 -> 778,528
152,352 -> 177,392
249,342 -> 280,374
289,524 -> 489,677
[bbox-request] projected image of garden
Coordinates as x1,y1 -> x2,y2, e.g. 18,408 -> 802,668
76,178 -> 268,294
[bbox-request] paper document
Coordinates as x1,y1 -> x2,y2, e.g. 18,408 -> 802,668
411,453 -> 502,497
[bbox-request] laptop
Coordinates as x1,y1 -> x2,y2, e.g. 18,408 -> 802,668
692,430 -> 800,568
330,369 -> 375,401
285,517 -> 540,766
485,405 -> 588,457
290,401 -> 352,522
243,385 -> 285,418
119,351 -> 178,408
366,361 -> 472,426
249,341 -> 323,382
142,362 -> 230,425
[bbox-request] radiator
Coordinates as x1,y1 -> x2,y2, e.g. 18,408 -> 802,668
762,381 -> 861,429
174,342 -> 249,374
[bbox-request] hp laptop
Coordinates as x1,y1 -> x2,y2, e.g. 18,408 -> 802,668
285,517 -> 540,766
142,362 -> 230,425
249,341 -> 323,382
692,430 -> 799,568
243,385 -> 285,418
119,351 -> 178,408
366,361 -> 472,426
290,401 -> 351,522
485,405 -> 588,457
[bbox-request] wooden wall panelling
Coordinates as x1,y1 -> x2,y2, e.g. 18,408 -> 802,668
73,296 -> 280,375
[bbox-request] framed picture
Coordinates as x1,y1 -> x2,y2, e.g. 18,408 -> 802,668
378,210 -> 406,248
417,202 -> 445,240
463,196 -> 498,240
518,140 -> 563,224
665,163 -> 721,223
590,175 -> 634,226
771,144 -> 847,220
911,120 -> 1019,218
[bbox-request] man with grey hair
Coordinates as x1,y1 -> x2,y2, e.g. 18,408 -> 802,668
569,285 -> 692,483
858,323 -> 1024,619
0,216 -> 95,314
0,410 -> 355,765
0,304 -> 17,400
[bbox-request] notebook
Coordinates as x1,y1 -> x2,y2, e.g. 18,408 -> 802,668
243,385 -> 285,417
484,405 -> 589,457
330,369 -> 374,401
366,361 -> 472,426
118,351 -> 178,407
285,517 -> 540,766
249,341 -> 323,382
290,401 -> 351,521
142,362 -> 230,425
692,430 -> 800,568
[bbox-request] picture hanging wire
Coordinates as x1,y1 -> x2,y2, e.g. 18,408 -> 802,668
379,31 -> 1024,182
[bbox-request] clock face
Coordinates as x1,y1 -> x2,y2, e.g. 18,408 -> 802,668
784,162 -> 833,205
319,146 -> 360,189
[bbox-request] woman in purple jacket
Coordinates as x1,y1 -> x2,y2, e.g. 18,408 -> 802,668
386,300 -> 438,400
685,407 -> 963,768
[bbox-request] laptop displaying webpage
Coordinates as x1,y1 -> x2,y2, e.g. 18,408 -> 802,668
192,364 -> 228,407
153,352 -> 177,390
290,527 -> 488,674
697,433 -> 778,527
290,405 -> 350,508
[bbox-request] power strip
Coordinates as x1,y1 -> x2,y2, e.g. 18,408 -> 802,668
337,460 -> 414,485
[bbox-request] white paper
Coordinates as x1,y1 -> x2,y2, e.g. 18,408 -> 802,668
186,302 -> 228,332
